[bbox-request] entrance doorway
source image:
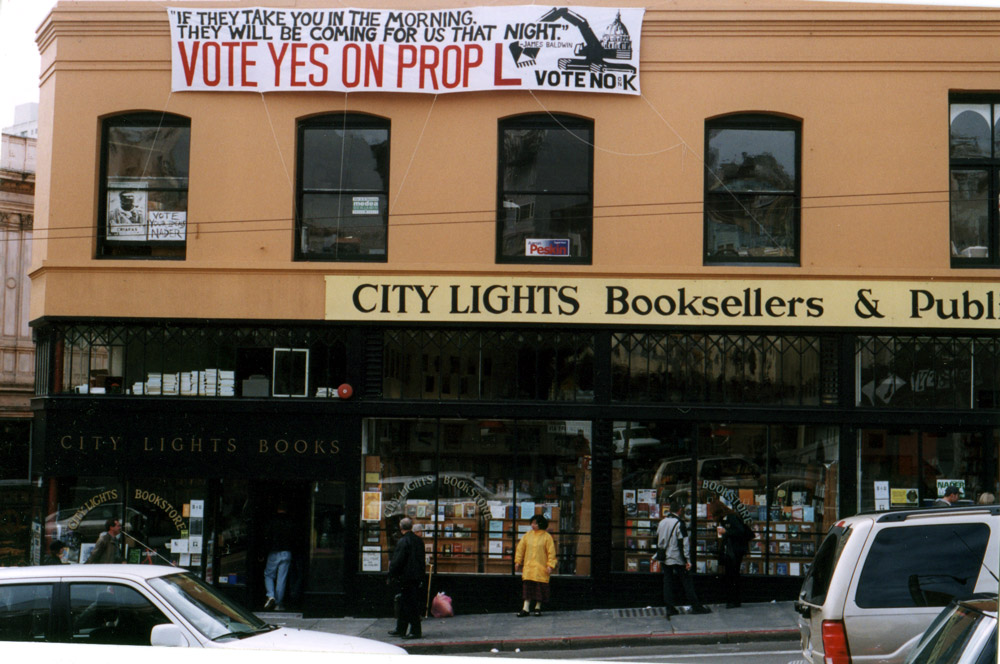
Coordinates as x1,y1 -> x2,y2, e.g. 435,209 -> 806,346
249,481 -> 311,611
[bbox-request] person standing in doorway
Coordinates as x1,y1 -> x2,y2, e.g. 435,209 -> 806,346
388,517 -> 426,639
709,499 -> 752,609
85,518 -> 123,564
262,503 -> 294,611
656,499 -> 711,618
514,514 -> 557,617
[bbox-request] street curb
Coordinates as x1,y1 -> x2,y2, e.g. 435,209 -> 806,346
398,628 -> 801,654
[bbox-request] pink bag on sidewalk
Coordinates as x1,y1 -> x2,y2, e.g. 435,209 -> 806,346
430,592 -> 454,617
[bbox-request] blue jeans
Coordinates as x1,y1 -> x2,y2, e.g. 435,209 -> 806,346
264,550 -> 292,606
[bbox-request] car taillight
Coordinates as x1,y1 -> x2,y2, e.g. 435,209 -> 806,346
821,620 -> 851,664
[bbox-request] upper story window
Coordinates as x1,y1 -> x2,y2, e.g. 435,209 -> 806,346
704,114 -> 800,265
296,113 -> 389,261
497,115 -> 593,264
98,113 -> 190,259
949,96 -> 999,267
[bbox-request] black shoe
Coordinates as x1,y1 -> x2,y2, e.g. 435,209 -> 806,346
532,610 -> 542,617
665,606 -> 680,618
726,602 -> 741,609
692,605 -> 712,614
516,610 -> 529,617
387,630 -> 404,636
404,633 -> 422,639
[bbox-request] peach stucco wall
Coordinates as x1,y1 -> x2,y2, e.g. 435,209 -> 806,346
29,0 -> 1000,322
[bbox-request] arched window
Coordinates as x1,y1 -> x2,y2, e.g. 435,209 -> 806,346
949,96 -> 1000,267
98,113 -> 190,259
296,113 -> 390,261
704,114 -> 800,265
497,114 -> 593,263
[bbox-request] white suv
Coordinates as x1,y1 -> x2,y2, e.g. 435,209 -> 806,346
794,505 -> 999,664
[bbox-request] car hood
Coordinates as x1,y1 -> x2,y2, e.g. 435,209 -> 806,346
215,627 -> 407,654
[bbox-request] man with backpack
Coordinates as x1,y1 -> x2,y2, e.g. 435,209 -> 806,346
656,498 -> 711,618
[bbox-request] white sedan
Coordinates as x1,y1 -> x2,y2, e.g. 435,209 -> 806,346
0,564 -> 405,654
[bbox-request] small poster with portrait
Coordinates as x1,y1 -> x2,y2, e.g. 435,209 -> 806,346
107,189 -> 148,240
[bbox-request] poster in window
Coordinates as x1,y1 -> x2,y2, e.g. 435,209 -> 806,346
107,189 -> 148,240
362,491 -> 382,522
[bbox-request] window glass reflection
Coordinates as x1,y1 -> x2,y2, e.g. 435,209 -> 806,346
362,418 -> 590,576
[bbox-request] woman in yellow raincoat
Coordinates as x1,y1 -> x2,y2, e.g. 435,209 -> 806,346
514,513 -> 557,616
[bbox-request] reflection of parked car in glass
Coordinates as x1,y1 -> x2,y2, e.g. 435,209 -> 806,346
795,505 -> 999,664
652,456 -> 762,496
45,504 -> 144,563
0,565 -> 405,653
612,425 -> 660,458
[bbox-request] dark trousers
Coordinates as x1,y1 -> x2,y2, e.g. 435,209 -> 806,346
395,580 -> 422,636
721,554 -> 744,605
662,564 -> 700,610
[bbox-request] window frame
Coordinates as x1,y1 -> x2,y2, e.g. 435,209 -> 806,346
703,113 -> 802,266
496,114 -> 594,265
295,112 -> 390,263
949,93 -> 1000,268
96,112 -> 190,260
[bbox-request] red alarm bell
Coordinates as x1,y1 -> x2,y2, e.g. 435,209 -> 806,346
337,383 -> 353,399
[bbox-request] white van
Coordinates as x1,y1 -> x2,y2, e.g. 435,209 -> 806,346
793,505 -> 1000,664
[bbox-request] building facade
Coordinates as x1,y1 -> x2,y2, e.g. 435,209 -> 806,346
0,128 -> 36,566
29,0 -> 1000,615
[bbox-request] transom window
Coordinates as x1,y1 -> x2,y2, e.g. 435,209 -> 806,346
497,115 -> 593,264
949,96 -> 1000,267
704,114 -> 800,265
296,113 -> 389,261
98,113 -> 190,259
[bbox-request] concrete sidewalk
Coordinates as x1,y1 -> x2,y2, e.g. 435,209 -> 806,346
260,601 -> 801,655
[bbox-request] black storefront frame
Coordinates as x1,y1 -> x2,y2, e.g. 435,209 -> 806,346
29,319 -> 1000,615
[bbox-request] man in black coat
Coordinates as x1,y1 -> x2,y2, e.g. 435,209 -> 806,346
388,517 -> 425,639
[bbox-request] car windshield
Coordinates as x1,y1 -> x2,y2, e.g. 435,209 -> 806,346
149,572 -> 268,640
622,428 -> 651,440
905,603 -> 990,664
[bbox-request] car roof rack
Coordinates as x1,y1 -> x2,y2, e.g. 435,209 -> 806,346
874,505 -> 1000,522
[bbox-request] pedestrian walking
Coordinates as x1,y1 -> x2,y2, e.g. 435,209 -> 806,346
85,518 -> 123,564
656,498 -> 711,618
709,499 -> 753,609
388,517 -> 425,639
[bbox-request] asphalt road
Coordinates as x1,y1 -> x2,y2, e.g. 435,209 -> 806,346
455,640 -> 802,663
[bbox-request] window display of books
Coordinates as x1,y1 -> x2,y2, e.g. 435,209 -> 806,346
132,369 -> 236,396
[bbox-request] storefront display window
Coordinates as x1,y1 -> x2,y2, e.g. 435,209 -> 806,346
382,329 -> 594,401
858,429 -> 998,511
361,418 -> 590,576
612,423 -> 838,578
43,478 -> 206,569
611,332 -> 830,406
41,323 -> 348,399
857,335 -> 1000,410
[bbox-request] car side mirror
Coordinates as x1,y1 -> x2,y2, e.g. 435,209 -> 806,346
794,600 -> 812,618
151,623 -> 190,647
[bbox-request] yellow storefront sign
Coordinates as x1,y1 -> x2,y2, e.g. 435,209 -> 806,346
325,276 -> 1000,329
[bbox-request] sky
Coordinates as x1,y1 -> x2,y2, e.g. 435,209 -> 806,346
0,0 -> 58,129
3,0 -> 1000,131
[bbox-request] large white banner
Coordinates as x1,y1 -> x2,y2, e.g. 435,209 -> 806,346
168,6 -> 643,94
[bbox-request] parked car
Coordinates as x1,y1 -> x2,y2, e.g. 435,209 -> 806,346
0,565 -> 405,654
612,425 -> 661,458
794,505 -> 1000,664
903,594 -> 997,664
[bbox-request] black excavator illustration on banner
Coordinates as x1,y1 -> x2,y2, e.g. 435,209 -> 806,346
508,7 -> 636,74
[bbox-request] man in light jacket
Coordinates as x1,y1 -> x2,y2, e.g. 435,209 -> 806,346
656,499 -> 710,618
